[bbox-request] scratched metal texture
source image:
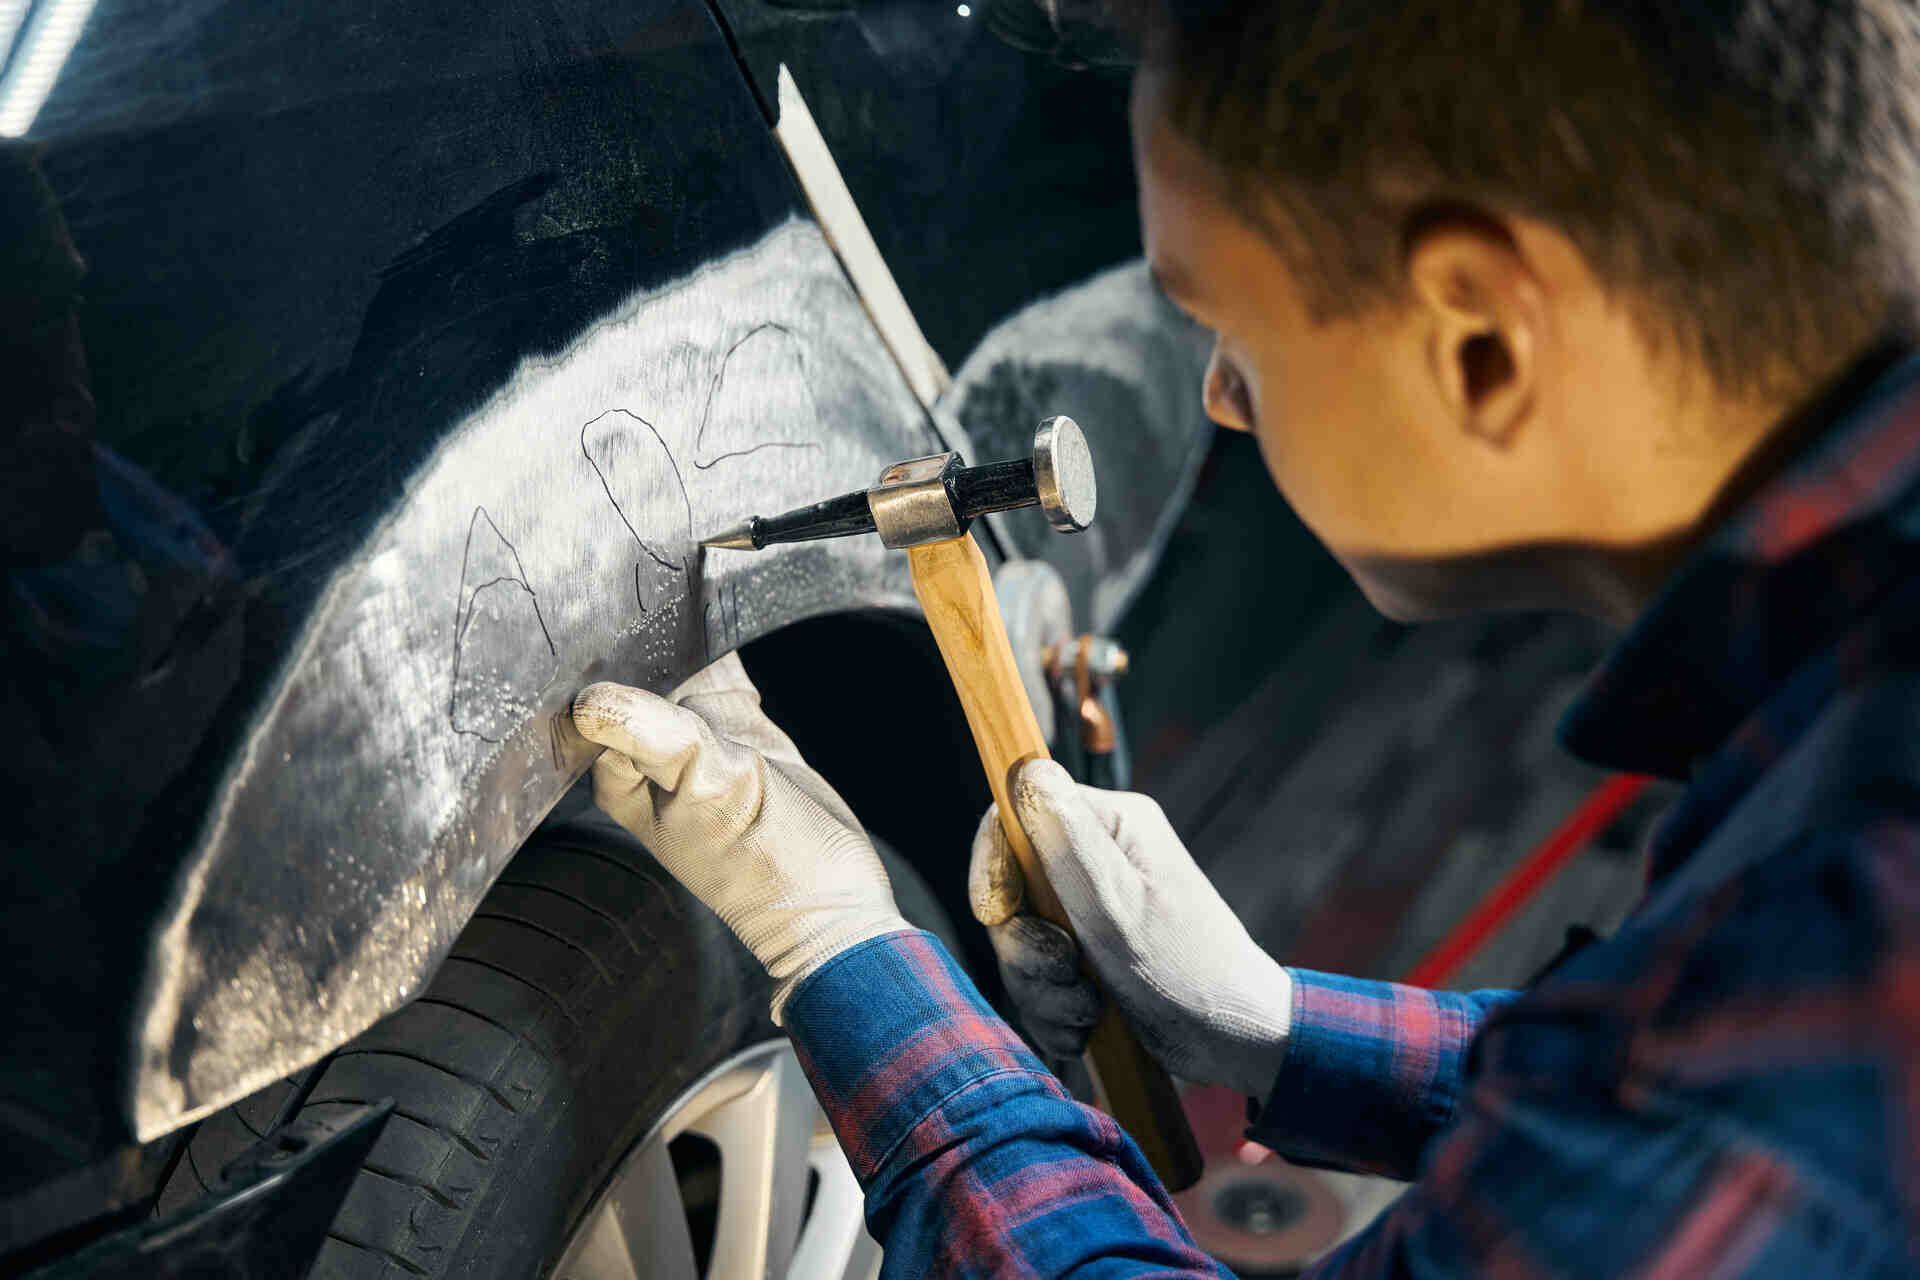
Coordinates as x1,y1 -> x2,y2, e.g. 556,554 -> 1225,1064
0,0 -> 946,1167
0,0 -> 1207,1181
131,218 -> 943,1139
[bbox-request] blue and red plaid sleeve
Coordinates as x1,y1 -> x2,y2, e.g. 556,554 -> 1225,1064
783,929 -> 1230,1278
1250,971 -> 1517,1179
785,353 -> 1920,1276
1293,818 -> 1920,1277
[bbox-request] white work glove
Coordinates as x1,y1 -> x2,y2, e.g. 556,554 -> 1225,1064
573,653 -> 911,1022
970,759 -> 1293,1098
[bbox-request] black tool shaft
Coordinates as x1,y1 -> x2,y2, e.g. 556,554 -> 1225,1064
948,458 -> 1037,518
737,457 -> 1040,549
750,489 -> 876,548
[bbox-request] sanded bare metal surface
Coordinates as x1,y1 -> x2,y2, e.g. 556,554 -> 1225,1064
2,0 -> 1218,1185
131,219 -> 940,1138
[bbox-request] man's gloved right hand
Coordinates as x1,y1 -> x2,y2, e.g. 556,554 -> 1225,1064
968,759 -> 1294,1099
572,654 -> 911,1024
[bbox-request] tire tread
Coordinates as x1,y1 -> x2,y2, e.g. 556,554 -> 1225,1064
304,826 -> 680,1278
467,908 -> 617,984
326,1047 -> 524,1113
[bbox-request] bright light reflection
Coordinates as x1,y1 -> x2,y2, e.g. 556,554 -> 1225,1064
956,4 -> 972,15
0,1 -> 32,72
0,0 -> 98,138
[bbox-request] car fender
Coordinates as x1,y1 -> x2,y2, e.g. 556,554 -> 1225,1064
0,0 -> 1209,1168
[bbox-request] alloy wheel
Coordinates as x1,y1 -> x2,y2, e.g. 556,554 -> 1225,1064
557,1041 -> 881,1280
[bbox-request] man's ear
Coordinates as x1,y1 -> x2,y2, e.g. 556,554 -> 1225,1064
1405,214 -> 1544,447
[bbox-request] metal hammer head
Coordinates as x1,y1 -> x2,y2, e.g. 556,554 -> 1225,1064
1034,416 -> 1098,533
702,416 -> 1097,552
870,416 -> 1095,549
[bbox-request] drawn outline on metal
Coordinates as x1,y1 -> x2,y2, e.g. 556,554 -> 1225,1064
131,218 -> 937,1138
449,506 -> 561,743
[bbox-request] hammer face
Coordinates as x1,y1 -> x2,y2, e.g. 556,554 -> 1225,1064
869,451 -> 968,549
1034,416 -> 1097,532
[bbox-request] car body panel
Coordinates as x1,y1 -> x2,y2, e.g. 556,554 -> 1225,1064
0,0 -> 1207,1175
133,217 -> 941,1139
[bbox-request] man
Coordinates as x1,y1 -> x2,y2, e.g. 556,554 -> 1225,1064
573,1 -> 1920,1273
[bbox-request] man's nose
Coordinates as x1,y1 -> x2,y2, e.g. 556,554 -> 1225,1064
1202,344 -> 1254,434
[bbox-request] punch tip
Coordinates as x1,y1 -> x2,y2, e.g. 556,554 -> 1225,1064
699,521 -> 758,551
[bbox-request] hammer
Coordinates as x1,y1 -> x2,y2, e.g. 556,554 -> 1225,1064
703,418 -> 1206,1192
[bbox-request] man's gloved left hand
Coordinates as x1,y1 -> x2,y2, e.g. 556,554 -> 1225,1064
970,760 -> 1293,1099
572,653 -> 912,1022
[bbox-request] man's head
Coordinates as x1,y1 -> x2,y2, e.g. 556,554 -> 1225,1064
1124,1 -> 1920,621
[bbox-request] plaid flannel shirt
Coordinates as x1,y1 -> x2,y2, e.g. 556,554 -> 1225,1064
785,348 -> 1920,1277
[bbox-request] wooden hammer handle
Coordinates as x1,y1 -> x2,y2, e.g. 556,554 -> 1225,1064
907,533 -> 1205,1192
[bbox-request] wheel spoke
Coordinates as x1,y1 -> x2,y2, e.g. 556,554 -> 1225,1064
558,1139 -> 700,1280
789,1133 -> 882,1280
688,1050 -> 817,1280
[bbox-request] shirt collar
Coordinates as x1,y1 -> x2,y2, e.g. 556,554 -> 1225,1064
1560,348 -> 1920,780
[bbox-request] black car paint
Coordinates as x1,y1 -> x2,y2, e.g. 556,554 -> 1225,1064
0,0 -> 1199,1255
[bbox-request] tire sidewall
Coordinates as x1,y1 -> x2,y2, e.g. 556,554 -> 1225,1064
453,865 -> 774,1277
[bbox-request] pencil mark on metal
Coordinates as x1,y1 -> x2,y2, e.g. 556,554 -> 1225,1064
691,323 -> 823,470
701,582 -> 746,659
582,409 -> 693,614
692,440 -> 822,471
581,409 -> 690,571
696,581 -> 744,658
450,507 -> 559,743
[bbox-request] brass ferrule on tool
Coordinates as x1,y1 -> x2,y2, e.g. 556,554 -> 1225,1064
695,415 -> 1204,1192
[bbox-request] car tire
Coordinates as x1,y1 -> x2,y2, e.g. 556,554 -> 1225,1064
282,797 -> 955,1278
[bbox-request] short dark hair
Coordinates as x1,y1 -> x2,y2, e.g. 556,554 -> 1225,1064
1115,0 -> 1920,397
